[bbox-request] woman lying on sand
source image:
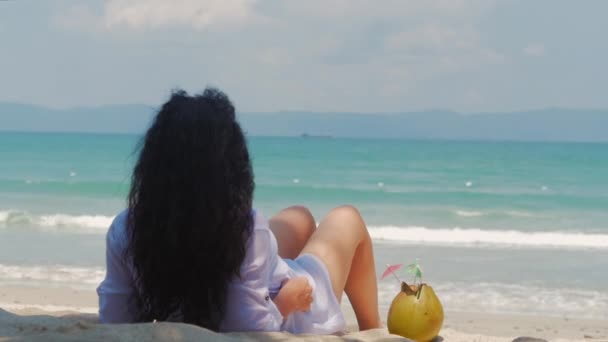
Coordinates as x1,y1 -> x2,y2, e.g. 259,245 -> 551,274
97,88 -> 381,334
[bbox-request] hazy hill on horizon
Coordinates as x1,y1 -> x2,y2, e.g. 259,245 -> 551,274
1,102 -> 607,142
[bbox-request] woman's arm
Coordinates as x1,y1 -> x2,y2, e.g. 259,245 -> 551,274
221,228 -> 290,331
97,213 -> 136,323
272,276 -> 313,317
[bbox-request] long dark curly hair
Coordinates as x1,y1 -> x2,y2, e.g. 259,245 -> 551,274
126,88 -> 254,330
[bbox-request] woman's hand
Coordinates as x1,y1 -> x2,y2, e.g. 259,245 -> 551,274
273,277 -> 313,318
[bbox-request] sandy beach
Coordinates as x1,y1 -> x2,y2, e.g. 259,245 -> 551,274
1,285 -> 606,341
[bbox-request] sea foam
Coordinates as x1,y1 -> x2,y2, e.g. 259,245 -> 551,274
0,264 -> 105,289
3,210 -> 608,249
38,214 -> 114,230
368,226 -> 608,249
0,302 -> 98,314
0,210 -> 113,233
454,210 -> 484,217
377,281 -> 608,320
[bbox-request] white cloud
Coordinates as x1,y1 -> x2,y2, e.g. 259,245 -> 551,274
385,23 -> 481,53
65,0 -> 495,32
382,22 -> 504,77
276,0 -> 495,19
523,43 -> 545,57
47,0 -> 507,111
102,0 -> 258,30
54,4 -> 101,32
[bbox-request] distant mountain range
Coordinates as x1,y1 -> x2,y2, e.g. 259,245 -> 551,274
1,102 -> 607,142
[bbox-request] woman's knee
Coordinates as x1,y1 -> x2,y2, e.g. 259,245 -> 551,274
272,205 -> 316,240
327,205 -> 363,223
287,205 -> 316,235
330,205 -> 361,217
325,205 -> 369,238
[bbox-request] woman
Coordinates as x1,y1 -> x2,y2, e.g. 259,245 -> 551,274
97,88 -> 381,334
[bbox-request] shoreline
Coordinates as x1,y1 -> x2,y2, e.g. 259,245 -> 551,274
1,285 -> 607,341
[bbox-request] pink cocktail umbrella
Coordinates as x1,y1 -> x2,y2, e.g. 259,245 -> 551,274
381,264 -> 403,282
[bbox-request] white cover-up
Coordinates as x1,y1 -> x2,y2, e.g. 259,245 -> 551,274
97,210 -> 346,334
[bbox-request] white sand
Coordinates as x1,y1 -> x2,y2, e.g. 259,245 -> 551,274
1,285 -> 607,341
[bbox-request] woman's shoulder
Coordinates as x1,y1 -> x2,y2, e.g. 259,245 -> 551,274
106,209 -> 129,251
243,210 -> 278,255
251,210 -> 268,229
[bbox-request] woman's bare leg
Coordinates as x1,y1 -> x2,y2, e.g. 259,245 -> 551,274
269,206 -> 316,259
300,205 -> 381,330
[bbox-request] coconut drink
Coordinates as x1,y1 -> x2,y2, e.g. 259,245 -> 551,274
381,262 -> 444,342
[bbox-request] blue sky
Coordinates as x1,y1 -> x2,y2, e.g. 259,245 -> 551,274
1,0 -> 607,112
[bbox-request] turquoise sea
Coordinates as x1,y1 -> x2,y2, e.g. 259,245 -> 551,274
0,132 -> 607,319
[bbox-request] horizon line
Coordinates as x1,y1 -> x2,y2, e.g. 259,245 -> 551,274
1,130 -> 607,144
1,101 -> 608,116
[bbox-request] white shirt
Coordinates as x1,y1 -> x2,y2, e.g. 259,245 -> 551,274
97,210 -> 325,332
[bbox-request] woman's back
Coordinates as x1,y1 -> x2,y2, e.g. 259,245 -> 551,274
98,209 -> 346,333
115,89 -> 255,330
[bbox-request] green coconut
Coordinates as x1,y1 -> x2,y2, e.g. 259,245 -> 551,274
387,282 -> 444,342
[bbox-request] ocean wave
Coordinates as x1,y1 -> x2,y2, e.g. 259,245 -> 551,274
257,183 -> 608,210
0,264 -> 105,289
2,209 -> 607,250
377,281 -> 608,320
368,226 -> 608,249
38,214 -> 114,230
0,178 -> 128,198
0,302 -> 98,314
504,210 -> 537,218
454,210 -> 484,217
0,210 -> 113,233
454,209 -> 543,219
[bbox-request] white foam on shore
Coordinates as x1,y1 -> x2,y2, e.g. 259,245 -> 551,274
0,210 -> 31,225
1,263 -> 607,320
0,302 -> 98,314
0,264 -> 105,289
378,281 -> 608,320
2,209 -> 608,250
0,210 -> 113,233
369,226 -> 608,249
38,214 -> 113,230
